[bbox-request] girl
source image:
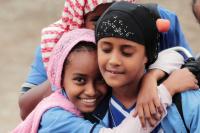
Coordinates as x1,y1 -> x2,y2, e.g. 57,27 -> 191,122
13,28 -> 196,133
95,1 -> 200,132
19,0 -> 193,123
14,29 -> 164,133
19,0 -> 134,120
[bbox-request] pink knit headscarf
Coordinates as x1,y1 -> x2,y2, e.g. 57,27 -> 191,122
47,29 -> 95,89
41,0 -> 135,68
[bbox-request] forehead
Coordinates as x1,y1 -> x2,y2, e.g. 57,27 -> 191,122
98,37 -> 143,47
66,50 -> 98,72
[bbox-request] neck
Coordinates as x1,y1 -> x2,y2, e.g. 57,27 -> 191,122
112,80 -> 140,109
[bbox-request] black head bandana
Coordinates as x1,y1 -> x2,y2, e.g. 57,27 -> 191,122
95,1 -> 160,66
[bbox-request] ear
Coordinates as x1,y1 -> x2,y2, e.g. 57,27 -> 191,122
143,56 -> 148,64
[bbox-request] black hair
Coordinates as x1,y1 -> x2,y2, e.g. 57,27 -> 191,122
61,41 -> 96,87
83,3 -> 113,26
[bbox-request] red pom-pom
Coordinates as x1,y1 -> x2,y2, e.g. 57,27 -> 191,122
156,19 -> 170,33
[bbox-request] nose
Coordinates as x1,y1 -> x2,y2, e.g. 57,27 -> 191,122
84,82 -> 96,97
108,51 -> 122,67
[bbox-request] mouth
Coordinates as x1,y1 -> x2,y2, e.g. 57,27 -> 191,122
79,98 -> 97,106
106,69 -> 124,75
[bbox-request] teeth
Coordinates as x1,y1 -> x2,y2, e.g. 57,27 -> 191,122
81,98 -> 96,103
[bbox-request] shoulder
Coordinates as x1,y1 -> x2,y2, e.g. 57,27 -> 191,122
181,90 -> 200,108
39,107 -> 102,133
38,107 -> 76,132
40,107 -> 73,125
181,90 -> 200,117
181,90 -> 200,130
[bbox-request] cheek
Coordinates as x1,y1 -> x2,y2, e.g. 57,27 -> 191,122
97,49 -> 107,67
97,84 -> 108,96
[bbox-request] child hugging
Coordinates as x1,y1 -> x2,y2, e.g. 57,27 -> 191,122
95,1 -> 200,132
13,29 -> 150,133
13,1 -> 200,133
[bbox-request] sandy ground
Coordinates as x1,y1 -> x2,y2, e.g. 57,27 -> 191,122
0,0 -> 199,132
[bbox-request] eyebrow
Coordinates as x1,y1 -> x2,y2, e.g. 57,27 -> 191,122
100,41 -> 113,45
73,73 -> 87,77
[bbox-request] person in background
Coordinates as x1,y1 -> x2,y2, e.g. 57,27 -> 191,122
192,0 -> 200,23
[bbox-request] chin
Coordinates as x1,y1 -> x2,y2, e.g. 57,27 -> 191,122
105,80 -> 124,89
80,108 -> 95,113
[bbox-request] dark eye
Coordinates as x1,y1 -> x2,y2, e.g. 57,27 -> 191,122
101,45 -> 112,53
73,77 -> 86,85
121,46 -> 134,57
102,48 -> 111,53
121,51 -> 133,57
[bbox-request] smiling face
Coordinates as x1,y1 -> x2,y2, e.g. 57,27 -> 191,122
97,37 -> 147,90
62,46 -> 108,113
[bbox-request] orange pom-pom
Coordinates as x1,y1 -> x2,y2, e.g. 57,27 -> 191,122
156,19 -> 170,33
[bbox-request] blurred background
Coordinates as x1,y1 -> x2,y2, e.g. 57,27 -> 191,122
0,0 -> 199,132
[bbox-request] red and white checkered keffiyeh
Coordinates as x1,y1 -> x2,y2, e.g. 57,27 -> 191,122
41,0 -> 135,68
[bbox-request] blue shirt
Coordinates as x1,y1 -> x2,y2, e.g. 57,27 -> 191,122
20,46 -> 47,92
38,107 -> 104,133
38,90 -> 104,133
27,46 -> 47,85
158,5 -> 192,53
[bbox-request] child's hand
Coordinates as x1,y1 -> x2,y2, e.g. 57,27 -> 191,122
133,70 -> 164,128
163,68 -> 199,96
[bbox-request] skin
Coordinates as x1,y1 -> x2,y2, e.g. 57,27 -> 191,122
62,49 -> 107,113
193,0 -> 200,23
98,37 -> 147,108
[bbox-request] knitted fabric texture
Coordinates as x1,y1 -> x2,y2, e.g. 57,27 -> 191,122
47,29 -> 95,89
41,0 -> 135,68
12,90 -> 82,133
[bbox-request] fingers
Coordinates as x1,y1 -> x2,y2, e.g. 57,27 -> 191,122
153,97 -> 163,114
191,74 -> 199,89
149,102 -> 161,121
133,109 -> 138,117
138,105 -> 146,128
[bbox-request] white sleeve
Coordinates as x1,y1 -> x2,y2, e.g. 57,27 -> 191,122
99,115 -> 149,133
149,49 -> 184,74
99,84 -> 172,133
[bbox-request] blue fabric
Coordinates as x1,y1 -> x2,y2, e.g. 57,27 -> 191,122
158,6 -> 192,53
108,97 -> 161,132
26,46 -> 47,85
101,90 -> 200,132
38,90 -> 104,133
161,90 -> 200,133
109,96 -> 135,128
38,107 -> 103,133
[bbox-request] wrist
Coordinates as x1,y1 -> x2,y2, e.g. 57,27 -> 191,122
162,80 -> 175,96
147,69 -> 166,81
